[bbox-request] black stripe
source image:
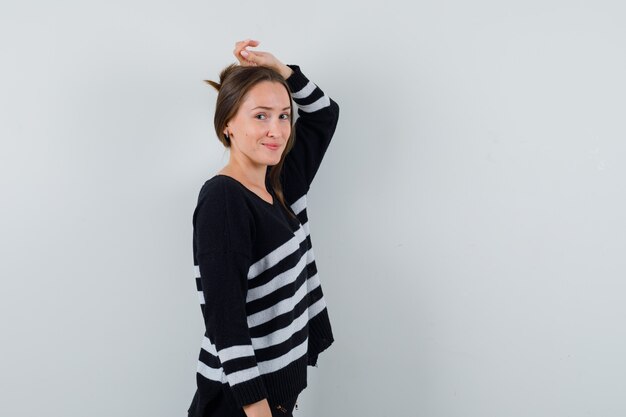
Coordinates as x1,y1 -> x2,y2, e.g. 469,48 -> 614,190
293,86 -> 324,107
221,355 -> 259,376
253,321 -> 309,362
247,240 -> 307,290
247,266 -> 308,315
198,345 -> 221,369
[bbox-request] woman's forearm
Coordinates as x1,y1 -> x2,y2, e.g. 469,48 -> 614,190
278,63 -> 294,80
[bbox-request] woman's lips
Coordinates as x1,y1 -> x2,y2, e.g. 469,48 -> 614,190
263,143 -> 280,151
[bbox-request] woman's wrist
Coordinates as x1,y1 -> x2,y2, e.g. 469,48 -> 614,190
278,64 -> 293,80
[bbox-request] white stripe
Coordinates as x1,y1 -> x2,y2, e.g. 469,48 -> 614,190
251,303 -> 309,349
306,271 -> 321,294
257,337 -> 308,374
218,344 -> 255,363
290,194 -> 307,215
291,81 -> 316,99
297,94 -> 330,113
308,296 -> 327,320
247,253 -> 307,302
201,336 -> 218,356
205,337 -> 262,366
227,365 -> 261,386
195,265 -> 203,304
201,338 -> 262,386
200,331 -> 315,385
197,359 -> 226,383
247,256 -> 322,328
247,225 -> 308,279
247,275 -> 307,328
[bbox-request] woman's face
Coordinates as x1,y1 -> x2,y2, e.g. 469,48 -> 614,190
225,81 -> 292,168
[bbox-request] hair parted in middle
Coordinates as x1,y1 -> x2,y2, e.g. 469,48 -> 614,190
204,64 -> 297,219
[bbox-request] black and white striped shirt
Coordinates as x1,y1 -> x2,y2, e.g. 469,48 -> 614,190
190,64 -> 339,411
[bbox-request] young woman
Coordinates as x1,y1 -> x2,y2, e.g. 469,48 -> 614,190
187,40 -> 340,417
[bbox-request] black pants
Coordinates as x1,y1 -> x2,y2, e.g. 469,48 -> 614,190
188,389 -> 299,417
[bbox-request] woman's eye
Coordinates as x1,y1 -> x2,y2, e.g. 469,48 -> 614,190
255,114 -> 266,120
280,114 -> 291,120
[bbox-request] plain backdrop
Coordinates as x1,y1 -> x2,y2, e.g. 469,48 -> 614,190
2,1 -> 625,416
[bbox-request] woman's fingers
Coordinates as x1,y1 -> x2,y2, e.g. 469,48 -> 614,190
240,49 -> 269,67
239,49 -> 257,66
231,40 -> 283,72
242,50 -> 277,68
235,38 -> 259,48
233,39 -> 260,65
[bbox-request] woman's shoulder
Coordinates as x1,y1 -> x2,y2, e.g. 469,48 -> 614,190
193,175 -> 256,255
197,174 -> 246,203
194,175 -> 252,222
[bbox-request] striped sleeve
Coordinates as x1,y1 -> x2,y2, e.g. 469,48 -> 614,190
281,64 -> 340,200
195,251 -> 268,407
193,183 -> 268,407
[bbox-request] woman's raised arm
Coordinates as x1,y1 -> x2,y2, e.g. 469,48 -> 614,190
232,40 -> 340,202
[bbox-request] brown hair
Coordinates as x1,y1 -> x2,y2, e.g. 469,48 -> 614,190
204,64 -> 297,219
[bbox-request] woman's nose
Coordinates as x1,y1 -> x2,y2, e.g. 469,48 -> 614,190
267,118 -> 281,137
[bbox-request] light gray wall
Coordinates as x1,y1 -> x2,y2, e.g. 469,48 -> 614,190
2,1 -> 625,416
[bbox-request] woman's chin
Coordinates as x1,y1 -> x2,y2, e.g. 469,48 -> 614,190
265,158 -> 282,167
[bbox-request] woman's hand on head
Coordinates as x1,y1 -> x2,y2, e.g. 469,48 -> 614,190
233,39 -> 293,79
